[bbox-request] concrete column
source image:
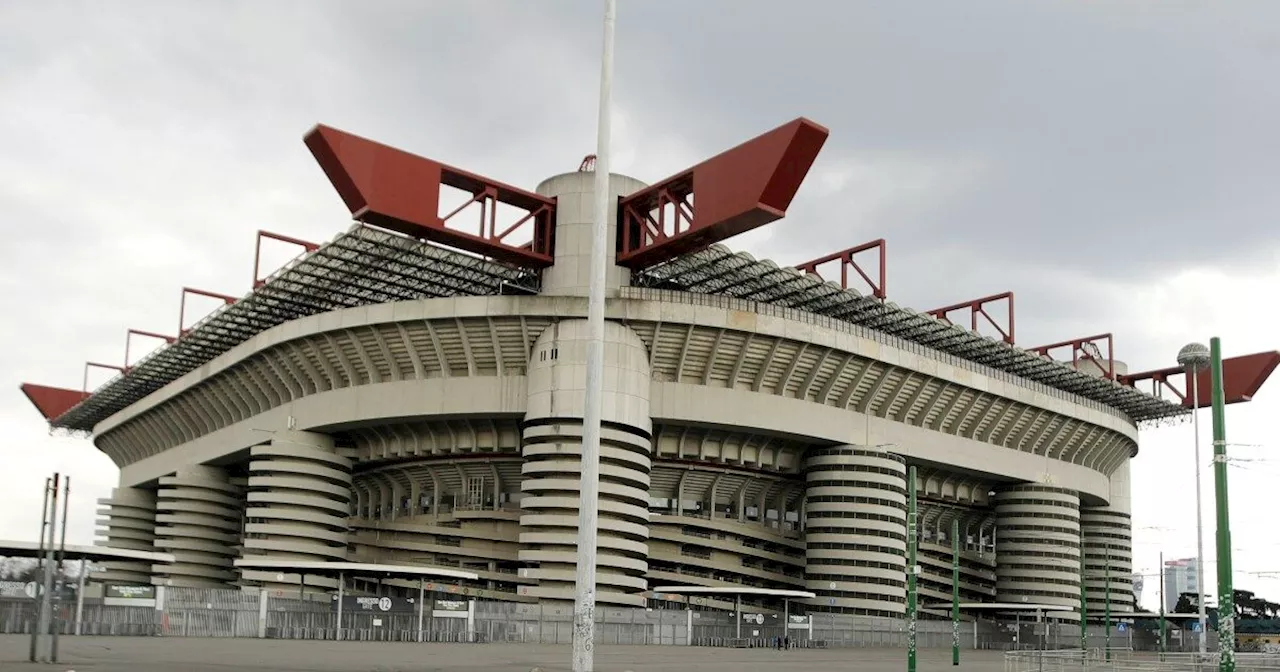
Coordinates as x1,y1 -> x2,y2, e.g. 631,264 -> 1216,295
802,445 -> 907,617
994,484 -> 1082,616
94,487 -> 156,585
152,466 -> 243,587
1082,459 -> 1135,615
518,319 -> 652,606
240,430 -> 352,592
535,170 -> 647,297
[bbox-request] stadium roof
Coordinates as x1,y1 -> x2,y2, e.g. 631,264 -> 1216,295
44,229 -> 1184,434
634,244 -> 1187,424
49,224 -> 536,432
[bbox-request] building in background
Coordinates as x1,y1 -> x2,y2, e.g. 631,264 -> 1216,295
1164,558 -> 1200,612
28,115 -> 1251,624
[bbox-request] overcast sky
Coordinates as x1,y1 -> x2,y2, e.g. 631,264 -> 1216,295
2,1 -> 1277,608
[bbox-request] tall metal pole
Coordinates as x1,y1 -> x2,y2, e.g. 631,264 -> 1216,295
417,578 -> 425,644
1179,342 -> 1212,654
50,476 -> 70,663
29,477 -> 52,663
1079,549 -> 1088,651
571,1 -> 616,670
907,465 -> 918,672
1210,337 -> 1235,672
1185,356 -> 1210,653
1159,552 -> 1167,660
951,518 -> 959,666
1104,546 -> 1112,661
36,474 -> 60,662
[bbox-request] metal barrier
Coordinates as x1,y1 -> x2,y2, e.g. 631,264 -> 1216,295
1005,649 -> 1280,672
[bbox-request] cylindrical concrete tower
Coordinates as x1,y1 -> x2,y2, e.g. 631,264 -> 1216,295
994,484 -> 1082,614
94,487 -> 156,585
1081,459 -> 1135,615
535,170 -> 647,297
803,446 -> 907,617
152,466 -> 243,587
241,430 -> 352,588
518,319 -> 653,606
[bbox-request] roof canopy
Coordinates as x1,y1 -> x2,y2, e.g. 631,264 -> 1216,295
49,225 -> 535,432
651,585 -> 817,599
0,540 -> 174,565
233,558 -> 478,582
636,244 -> 1187,424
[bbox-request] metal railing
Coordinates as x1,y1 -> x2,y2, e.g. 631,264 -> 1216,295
1006,649 -> 1280,672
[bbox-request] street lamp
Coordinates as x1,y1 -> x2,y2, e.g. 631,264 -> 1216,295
1177,342 -> 1210,655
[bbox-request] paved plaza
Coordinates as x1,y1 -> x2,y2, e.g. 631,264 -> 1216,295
0,636 -> 1008,671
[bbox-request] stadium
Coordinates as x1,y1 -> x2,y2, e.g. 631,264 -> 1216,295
23,115 -> 1228,624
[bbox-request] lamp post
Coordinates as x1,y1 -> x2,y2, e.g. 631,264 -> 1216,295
907,465 -> 918,672
1177,342 -> 1211,654
1209,337 -> 1234,672
571,1 -> 616,671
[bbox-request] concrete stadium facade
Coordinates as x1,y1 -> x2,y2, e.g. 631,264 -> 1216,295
62,166 -> 1157,622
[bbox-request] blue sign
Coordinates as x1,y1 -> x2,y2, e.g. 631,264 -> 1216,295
1118,623 -> 1127,633
1192,623 -> 1202,632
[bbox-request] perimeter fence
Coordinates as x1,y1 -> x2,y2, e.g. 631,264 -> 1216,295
1005,649 -> 1280,672
0,586 -> 1176,650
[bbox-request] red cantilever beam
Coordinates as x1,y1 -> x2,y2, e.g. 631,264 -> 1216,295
1121,350 -> 1280,407
19,383 -> 87,421
254,230 -> 318,288
179,287 -> 237,336
1032,333 -> 1115,380
84,361 -> 127,395
304,124 -> 555,268
794,239 -> 887,300
927,292 -> 1015,345
126,329 -> 177,369
616,117 -> 830,269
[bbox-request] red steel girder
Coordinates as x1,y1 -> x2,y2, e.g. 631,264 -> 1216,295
1032,333 -> 1115,380
19,383 -> 87,422
179,287 -> 237,336
1121,350 -> 1280,407
84,361 -> 127,395
616,117 -> 830,269
927,292 -> 1015,345
304,124 -> 555,268
254,230 -> 318,289
794,239 -> 887,300
126,329 -> 176,369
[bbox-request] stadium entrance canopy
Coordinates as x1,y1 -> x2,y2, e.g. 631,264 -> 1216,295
234,558 -> 479,642
651,585 -> 817,640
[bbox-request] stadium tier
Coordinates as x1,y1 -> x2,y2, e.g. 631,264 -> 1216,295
28,116 -> 1228,621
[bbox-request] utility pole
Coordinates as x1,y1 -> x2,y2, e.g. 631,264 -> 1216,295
51,476 -> 70,663
29,477 -> 52,663
1105,547 -> 1112,661
1079,551 -> 1088,651
1210,337 -> 1235,672
36,474 -> 60,662
951,517 -> 959,666
907,465 -> 918,672
1159,551 -> 1167,660
571,1 -> 616,670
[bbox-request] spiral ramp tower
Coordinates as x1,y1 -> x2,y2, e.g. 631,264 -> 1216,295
518,319 -> 653,607
151,466 -> 243,587
803,446 -> 908,617
240,430 -> 353,590
94,487 -> 157,585
994,485 -> 1082,617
